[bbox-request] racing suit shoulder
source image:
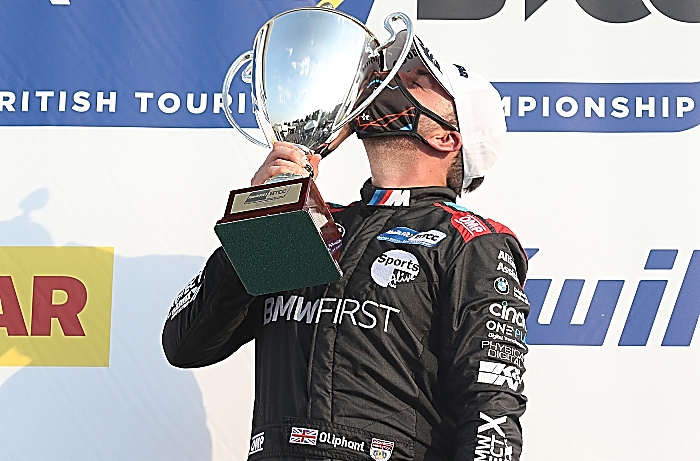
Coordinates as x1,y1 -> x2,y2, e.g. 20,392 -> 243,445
433,202 -> 527,287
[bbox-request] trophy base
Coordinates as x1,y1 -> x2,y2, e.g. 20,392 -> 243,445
215,177 -> 342,295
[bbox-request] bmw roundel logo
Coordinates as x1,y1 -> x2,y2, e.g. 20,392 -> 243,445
494,276 -> 509,295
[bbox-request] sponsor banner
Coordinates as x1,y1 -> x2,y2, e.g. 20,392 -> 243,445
0,0 -> 374,128
497,81 -> 699,133
0,247 -> 114,366
525,248 -> 700,346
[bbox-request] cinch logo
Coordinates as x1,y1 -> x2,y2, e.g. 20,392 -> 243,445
525,248 -> 700,346
418,0 -> 700,23
0,247 -> 114,366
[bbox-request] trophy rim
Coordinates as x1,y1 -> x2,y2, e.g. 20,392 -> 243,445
261,6 -> 380,43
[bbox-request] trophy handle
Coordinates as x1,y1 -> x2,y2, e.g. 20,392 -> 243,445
222,50 -> 271,149
332,12 -> 414,131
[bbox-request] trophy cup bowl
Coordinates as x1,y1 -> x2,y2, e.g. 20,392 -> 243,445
216,7 -> 413,295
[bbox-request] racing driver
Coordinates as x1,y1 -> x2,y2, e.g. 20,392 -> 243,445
162,34 -> 530,461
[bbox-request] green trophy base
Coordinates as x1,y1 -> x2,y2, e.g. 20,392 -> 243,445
214,177 -> 342,295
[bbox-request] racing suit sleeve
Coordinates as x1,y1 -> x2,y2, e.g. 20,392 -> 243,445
440,232 -> 529,461
162,247 -> 258,368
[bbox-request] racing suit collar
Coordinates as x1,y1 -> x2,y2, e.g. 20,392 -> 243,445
360,179 -> 457,207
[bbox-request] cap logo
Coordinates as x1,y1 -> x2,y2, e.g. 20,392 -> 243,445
415,36 -> 441,72
454,64 -> 469,78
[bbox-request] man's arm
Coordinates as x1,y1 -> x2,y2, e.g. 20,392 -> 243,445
163,142 -> 320,368
162,247 -> 258,368
441,232 -> 529,461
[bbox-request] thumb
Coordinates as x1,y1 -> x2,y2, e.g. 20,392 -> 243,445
308,154 -> 322,180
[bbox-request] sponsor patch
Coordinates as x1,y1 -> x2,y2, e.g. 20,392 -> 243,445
475,413 -> 512,461
370,438 -> 395,461
498,250 -> 517,270
456,215 -> 488,235
481,340 -> 525,367
497,261 -> 519,283
371,250 -> 420,288
477,360 -> 523,391
249,432 -> 264,455
489,301 -> 526,328
368,189 -> 410,206
494,277 -> 509,295
289,427 -> 318,445
513,286 -> 529,305
376,227 -> 446,247
170,270 -> 203,319
486,319 -> 527,348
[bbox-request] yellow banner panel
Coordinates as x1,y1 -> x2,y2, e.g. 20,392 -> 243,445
0,247 -> 114,367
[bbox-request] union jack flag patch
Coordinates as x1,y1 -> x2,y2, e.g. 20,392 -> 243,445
370,438 -> 395,461
289,427 -> 318,446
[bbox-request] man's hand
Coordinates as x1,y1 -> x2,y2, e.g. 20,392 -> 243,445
251,142 -> 322,186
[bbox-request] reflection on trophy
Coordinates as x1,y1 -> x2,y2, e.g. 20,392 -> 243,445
216,6 -> 413,295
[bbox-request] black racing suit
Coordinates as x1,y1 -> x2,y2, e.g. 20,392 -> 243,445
162,181 -> 529,461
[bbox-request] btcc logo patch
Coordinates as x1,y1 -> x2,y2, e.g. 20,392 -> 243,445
376,227 -> 446,247
371,250 -> 420,288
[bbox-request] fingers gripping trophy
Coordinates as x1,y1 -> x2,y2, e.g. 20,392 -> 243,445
216,6 -> 413,295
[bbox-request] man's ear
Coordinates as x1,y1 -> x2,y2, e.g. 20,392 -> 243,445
425,129 -> 462,153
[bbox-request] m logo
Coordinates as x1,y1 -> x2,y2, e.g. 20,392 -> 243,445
368,189 -> 410,207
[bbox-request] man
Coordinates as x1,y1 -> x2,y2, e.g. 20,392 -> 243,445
163,35 -> 529,461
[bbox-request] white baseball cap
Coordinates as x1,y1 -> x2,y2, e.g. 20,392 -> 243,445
385,32 -> 507,189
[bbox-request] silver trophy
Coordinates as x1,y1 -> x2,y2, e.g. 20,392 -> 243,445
215,6 -> 414,295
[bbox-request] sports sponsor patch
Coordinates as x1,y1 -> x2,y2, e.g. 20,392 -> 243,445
370,438 -> 395,461
371,250 -> 420,288
289,427 -> 318,445
377,227 -> 446,247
